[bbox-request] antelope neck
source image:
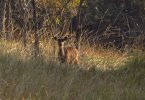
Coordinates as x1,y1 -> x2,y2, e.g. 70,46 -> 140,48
58,46 -> 65,56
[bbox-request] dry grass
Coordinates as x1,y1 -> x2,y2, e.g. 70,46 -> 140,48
0,40 -> 145,100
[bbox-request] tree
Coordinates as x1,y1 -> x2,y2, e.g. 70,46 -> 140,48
75,0 -> 85,50
0,0 -> 6,35
31,0 -> 39,57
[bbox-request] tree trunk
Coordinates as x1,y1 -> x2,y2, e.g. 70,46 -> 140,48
6,0 -> 13,40
75,0 -> 84,50
21,0 -> 27,47
0,0 -> 13,40
31,0 -> 39,57
0,0 -> 5,33
22,11 -> 27,47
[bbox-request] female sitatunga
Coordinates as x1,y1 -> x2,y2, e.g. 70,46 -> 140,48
54,36 -> 79,64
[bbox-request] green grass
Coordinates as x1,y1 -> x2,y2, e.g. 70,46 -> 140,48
0,41 -> 145,100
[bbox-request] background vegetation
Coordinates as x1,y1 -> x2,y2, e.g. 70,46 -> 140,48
0,0 -> 145,100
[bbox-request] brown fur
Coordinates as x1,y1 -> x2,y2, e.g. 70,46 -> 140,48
54,37 -> 79,64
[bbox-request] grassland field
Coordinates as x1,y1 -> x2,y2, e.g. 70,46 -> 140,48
0,40 -> 145,100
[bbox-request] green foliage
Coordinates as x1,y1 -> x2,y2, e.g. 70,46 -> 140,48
37,0 -> 80,28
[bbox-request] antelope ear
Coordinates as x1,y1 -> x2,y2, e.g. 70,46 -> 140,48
61,36 -> 68,42
54,37 -> 58,41
63,36 -> 68,40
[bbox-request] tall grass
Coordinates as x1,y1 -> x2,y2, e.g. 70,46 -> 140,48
0,40 -> 145,100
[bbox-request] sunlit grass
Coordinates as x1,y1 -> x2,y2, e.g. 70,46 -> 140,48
0,40 -> 129,69
80,43 -> 129,70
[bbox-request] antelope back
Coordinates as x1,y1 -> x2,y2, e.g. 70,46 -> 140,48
64,47 -> 79,64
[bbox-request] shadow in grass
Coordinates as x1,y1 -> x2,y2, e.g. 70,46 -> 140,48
0,53 -> 145,100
